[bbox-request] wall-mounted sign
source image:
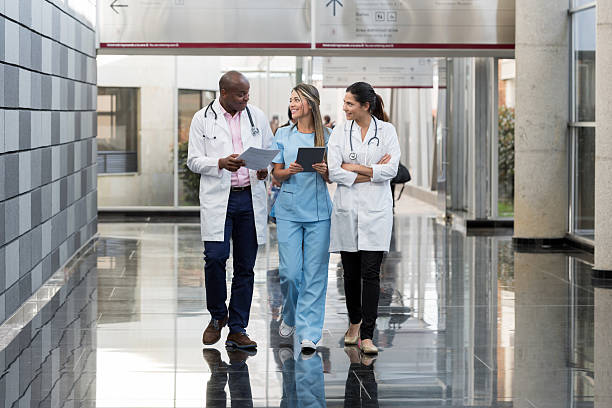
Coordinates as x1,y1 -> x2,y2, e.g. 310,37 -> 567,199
98,0 -> 311,49
316,0 -> 515,50
322,57 -> 434,88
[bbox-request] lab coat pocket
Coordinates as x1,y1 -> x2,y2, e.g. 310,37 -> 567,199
330,206 -> 356,250
365,209 -> 389,242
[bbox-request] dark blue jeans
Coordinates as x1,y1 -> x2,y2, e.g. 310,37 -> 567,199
204,190 -> 259,334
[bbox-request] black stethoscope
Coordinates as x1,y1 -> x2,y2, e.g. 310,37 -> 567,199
203,99 -> 260,138
348,115 -> 379,160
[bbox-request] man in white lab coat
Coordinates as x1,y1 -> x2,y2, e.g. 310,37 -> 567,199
187,71 -> 273,350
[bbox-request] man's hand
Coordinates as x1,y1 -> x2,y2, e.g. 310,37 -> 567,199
288,162 -> 303,175
377,154 -> 391,164
219,154 -> 245,172
256,169 -> 268,180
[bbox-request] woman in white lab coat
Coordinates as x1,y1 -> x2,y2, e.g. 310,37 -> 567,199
327,82 -> 401,354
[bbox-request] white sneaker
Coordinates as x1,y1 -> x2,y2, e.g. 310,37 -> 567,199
301,339 -> 316,353
279,320 -> 295,338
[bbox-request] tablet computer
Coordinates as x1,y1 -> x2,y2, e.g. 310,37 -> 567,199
296,147 -> 326,172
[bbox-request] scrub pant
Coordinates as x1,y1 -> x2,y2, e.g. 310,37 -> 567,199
340,251 -> 384,340
204,190 -> 259,334
276,218 -> 330,344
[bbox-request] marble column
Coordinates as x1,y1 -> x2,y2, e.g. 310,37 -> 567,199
514,0 -> 569,238
595,0 -> 612,273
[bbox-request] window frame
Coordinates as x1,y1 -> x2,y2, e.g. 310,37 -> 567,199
97,86 -> 140,175
568,2 -> 596,241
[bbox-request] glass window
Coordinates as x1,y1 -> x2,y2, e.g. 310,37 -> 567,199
177,89 -> 215,206
97,87 -> 139,174
498,105 -> 515,218
574,127 -> 595,234
570,6 -> 596,239
497,59 -> 515,218
572,0 -> 596,9
573,8 -> 596,122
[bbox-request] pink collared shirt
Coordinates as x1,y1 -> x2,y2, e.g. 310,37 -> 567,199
221,107 -> 250,187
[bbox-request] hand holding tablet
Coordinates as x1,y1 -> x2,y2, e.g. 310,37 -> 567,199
296,147 -> 326,172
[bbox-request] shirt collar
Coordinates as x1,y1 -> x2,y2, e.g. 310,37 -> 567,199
218,102 -> 241,120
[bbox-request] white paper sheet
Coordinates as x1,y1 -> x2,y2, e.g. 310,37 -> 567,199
238,147 -> 280,170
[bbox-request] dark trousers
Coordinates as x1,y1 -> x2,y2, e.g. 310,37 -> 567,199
204,190 -> 259,334
340,251 -> 384,340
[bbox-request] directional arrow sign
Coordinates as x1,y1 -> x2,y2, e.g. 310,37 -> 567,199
326,0 -> 343,17
110,0 -> 128,14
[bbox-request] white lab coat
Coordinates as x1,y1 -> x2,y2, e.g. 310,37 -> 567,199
187,100 -> 274,244
328,118 -> 401,252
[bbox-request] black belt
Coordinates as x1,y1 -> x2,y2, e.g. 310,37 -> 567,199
230,185 -> 251,192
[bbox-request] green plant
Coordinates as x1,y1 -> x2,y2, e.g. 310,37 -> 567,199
498,106 -> 515,203
178,141 -> 200,205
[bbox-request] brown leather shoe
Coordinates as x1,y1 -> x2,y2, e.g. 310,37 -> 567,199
202,315 -> 228,345
225,332 -> 257,349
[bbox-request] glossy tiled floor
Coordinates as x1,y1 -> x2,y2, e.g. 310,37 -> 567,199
1,213 -> 609,407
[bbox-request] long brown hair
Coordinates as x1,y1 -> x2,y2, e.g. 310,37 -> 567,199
292,83 -> 326,148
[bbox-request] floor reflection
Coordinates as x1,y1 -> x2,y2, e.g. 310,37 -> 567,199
0,216 -> 605,407
343,346 -> 379,407
203,348 -> 254,407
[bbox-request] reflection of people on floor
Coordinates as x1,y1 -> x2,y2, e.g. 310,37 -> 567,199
279,349 -> 326,407
343,346 -> 379,407
267,268 -> 287,352
203,348 -> 254,407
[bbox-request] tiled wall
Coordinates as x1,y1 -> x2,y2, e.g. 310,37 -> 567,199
0,252 -> 97,405
0,1 -> 97,324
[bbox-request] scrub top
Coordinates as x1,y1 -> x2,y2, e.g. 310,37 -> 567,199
271,125 -> 332,222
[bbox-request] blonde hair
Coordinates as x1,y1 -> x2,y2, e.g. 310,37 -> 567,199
292,83 -> 326,148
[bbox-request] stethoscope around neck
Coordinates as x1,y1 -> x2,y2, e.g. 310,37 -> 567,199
348,115 -> 379,160
203,99 -> 260,138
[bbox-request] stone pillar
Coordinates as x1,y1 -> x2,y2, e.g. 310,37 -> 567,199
594,6 -> 612,403
595,0 -> 612,273
594,15 -> 612,406
472,58 -> 494,220
514,0 -> 569,238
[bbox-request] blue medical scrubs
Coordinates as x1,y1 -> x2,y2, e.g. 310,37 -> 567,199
272,125 -> 332,344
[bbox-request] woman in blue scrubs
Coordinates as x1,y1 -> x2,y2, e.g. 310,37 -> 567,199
271,83 -> 332,353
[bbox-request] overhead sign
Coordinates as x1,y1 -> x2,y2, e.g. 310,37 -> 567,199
316,0 -> 515,50
98,0 -> 311,49
97,0 -> 515,53
322,57 -> 435,88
